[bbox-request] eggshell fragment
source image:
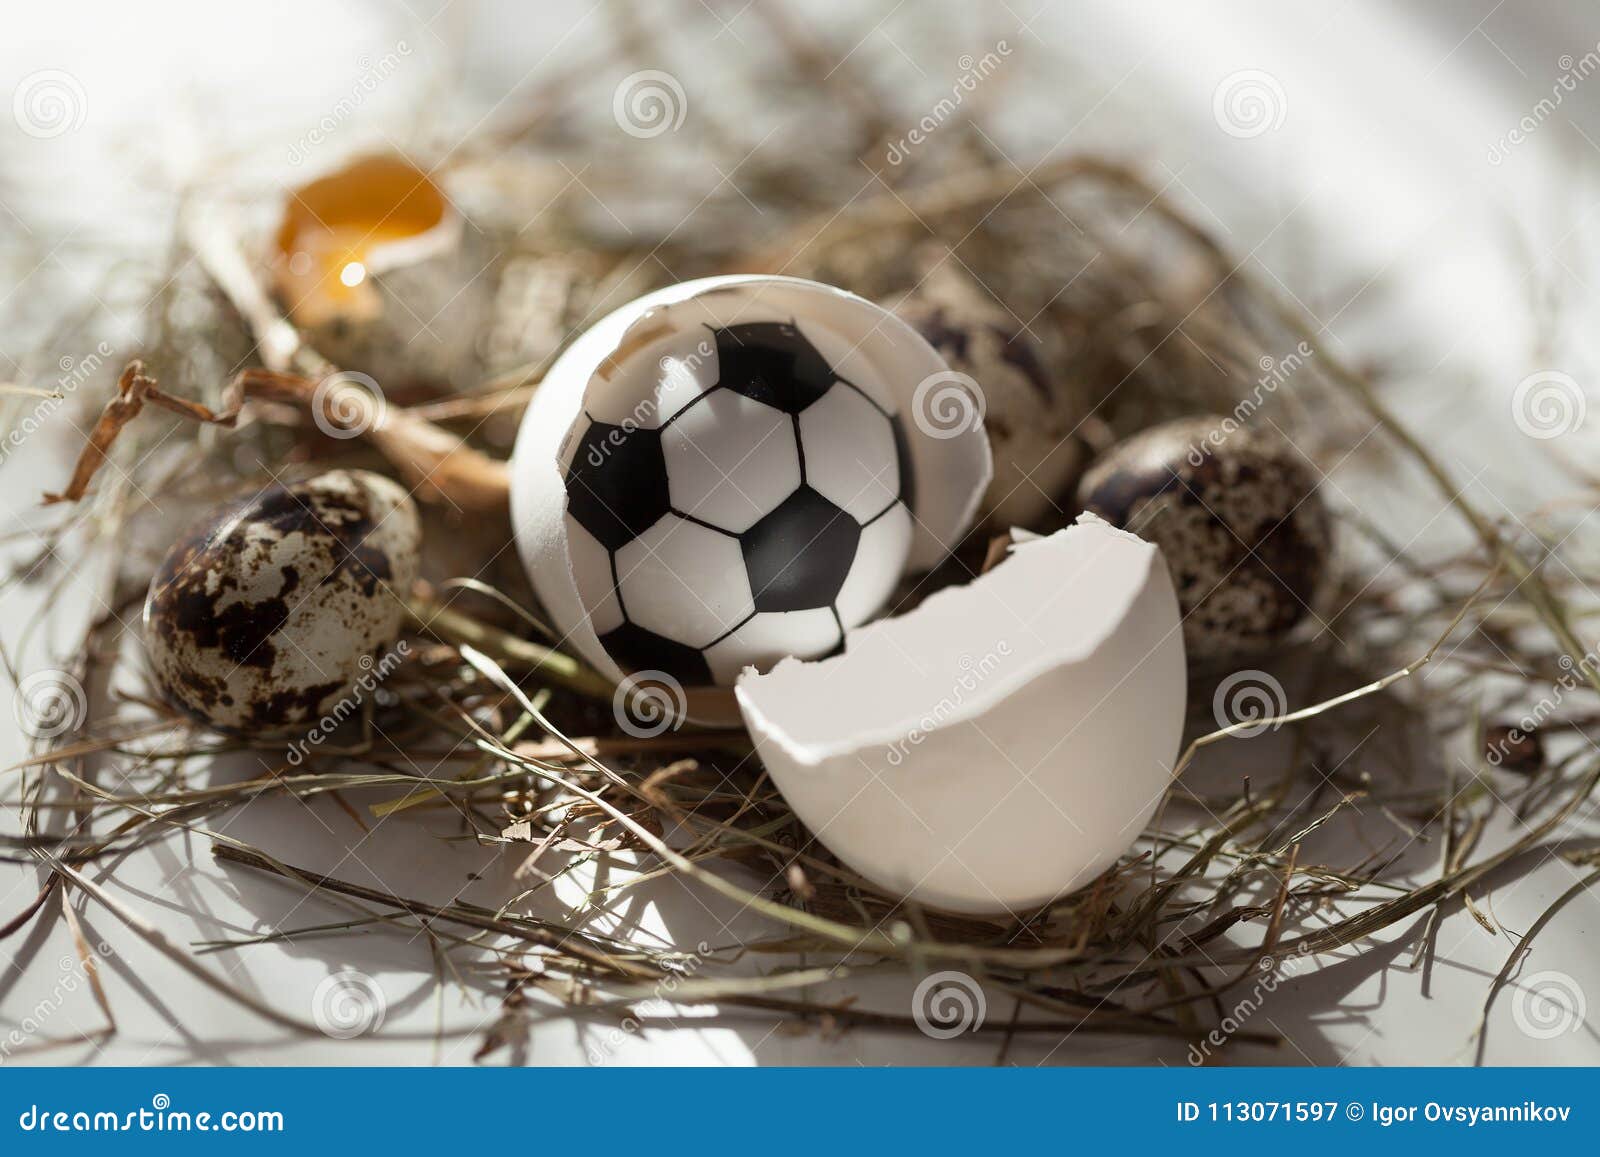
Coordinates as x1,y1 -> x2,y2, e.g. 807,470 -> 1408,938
270,153 -> 481,391
143,469 -> 420,734
510,276 -> 992,705
272,154 -> 459,329
734,513 -> 1186,915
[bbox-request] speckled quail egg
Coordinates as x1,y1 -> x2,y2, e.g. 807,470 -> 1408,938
1076,415 -> 1332,664
891,259 -> 1090,530
143,469 -> 421,733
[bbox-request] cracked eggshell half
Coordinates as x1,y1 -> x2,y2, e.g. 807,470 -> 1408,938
734,513 -> 1186,915
509,275 -> 992,719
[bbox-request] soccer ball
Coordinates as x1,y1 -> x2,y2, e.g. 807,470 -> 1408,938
560,320 -> 916,687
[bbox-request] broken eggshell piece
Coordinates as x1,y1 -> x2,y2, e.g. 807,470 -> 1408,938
272,154 -> 460,328
734,513 -> 1186,915
270,154 -> 482,391
509,275 -> 992,719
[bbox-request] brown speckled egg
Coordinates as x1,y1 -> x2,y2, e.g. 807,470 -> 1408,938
892,261 -> 1089,530
1076,416 -> 1331,664
143,469 -> 421,734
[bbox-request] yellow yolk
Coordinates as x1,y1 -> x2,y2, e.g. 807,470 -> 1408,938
272,154 -> 449,328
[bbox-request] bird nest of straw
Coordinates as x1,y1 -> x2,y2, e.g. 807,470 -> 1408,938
4,15 -> 1595,1064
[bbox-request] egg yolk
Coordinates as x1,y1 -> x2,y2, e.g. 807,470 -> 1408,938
272,154 -> 447,328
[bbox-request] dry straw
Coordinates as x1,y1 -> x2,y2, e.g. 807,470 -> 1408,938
4,9 -> 1594,1063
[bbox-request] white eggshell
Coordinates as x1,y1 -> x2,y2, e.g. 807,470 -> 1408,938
509,276 -> 992,696
734,513 -> 1187,915
143,470 -> 420,734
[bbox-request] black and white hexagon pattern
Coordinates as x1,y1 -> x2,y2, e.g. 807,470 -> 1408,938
561,320 -> 915,686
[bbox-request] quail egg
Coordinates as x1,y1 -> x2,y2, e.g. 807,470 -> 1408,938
1076,415 -> 1332,664
144,469 -> 421,733
892,259 -> 1090,530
